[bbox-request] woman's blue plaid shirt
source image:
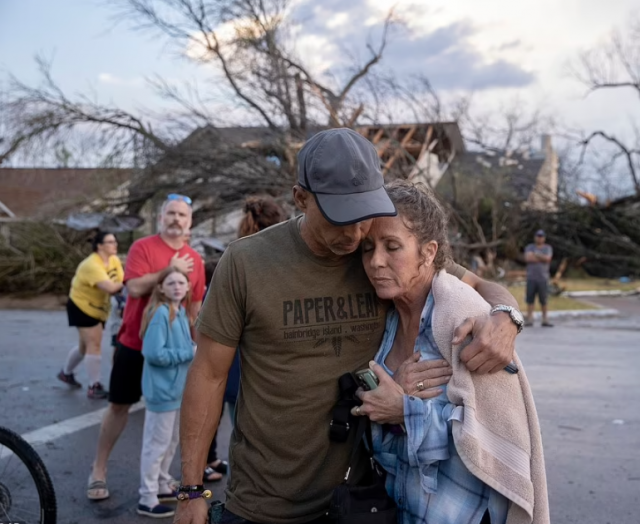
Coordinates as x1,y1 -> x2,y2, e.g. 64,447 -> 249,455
371,293 -> 509,524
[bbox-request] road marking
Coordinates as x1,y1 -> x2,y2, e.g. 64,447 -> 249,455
0,401 -> 145,461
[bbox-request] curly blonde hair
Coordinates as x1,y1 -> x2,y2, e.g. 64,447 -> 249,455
384,180 -> 452,271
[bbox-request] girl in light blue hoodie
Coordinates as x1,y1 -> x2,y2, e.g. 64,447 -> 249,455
137,268 -> 194,518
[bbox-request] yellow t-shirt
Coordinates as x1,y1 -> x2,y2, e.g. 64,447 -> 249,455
69,253 -> 124,322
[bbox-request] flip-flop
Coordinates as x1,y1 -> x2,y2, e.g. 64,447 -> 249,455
209,460 -> 229,475
168,478 -> 180,491
158,479 -> 180,503
87,478 -> 109,501
158,491 -> 177,503
203,466 -> 223,483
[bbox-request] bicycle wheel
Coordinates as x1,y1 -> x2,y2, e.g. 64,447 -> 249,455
0,426 -> 57,524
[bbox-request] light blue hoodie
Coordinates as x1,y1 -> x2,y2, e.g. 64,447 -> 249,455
141,304 -> 194,413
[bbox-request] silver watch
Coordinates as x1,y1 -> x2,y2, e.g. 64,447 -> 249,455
490,305 -> 525,333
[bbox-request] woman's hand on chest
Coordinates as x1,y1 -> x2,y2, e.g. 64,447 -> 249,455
393,352 -> 452,399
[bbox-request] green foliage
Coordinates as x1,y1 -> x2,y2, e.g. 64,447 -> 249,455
0,222 -> 93,295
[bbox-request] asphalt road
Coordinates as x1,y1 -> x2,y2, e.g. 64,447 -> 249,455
1,300 -> 639,523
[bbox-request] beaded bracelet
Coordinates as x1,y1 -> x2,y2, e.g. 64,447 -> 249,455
177,485 -> 213,501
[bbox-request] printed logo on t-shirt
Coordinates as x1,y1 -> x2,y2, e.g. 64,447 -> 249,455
282,292 -> 382,356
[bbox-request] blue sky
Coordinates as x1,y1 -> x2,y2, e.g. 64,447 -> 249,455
0,0 -> 207,111
1,0 -> 639,138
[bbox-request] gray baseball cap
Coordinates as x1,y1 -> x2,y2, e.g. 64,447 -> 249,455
297,128 -> 397,225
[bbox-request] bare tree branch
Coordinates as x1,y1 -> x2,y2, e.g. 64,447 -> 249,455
573,17 -> 640,99
578,130 -> 640,194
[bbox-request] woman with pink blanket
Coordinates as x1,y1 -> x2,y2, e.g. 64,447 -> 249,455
353,181 -> 549,524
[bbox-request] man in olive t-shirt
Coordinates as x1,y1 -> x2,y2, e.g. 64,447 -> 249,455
175,129 -> 522,524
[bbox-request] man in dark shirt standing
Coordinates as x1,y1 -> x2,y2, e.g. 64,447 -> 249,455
524,230 -> 554,327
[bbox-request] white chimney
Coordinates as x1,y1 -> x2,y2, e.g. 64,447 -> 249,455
541,134 -> 552,156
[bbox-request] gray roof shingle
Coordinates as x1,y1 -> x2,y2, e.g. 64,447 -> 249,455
437,150 -> 544,202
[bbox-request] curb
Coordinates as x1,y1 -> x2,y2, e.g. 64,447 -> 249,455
564,290 -> 639,298
532,308 -> 619,319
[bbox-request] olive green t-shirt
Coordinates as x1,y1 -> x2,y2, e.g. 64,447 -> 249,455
196,217 -> 466,524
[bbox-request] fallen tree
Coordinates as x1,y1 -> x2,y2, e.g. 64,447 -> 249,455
0,222 -> 93,295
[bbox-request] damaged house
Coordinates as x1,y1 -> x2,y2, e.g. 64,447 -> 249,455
435,134 -> 559,213
99,122 -> 559,255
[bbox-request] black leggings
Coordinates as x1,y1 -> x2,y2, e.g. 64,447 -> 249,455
207,405 -> 227,464
207,429 -> 219,464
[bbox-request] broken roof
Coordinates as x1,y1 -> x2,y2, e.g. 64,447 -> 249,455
0,168 -> 134,219
179,122 -> 464,158
356,122 -> 464,177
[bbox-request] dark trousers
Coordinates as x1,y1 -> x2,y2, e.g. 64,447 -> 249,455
207,430 -> 219,464
207,401 -> 237,465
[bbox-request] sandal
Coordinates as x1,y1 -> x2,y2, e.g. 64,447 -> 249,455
203,466 -> 223,483
209,459 -> 229,475
158,478 -> 180,502
87,477 -> 110,501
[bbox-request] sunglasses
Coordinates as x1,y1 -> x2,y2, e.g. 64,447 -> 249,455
167,194 -> 193,205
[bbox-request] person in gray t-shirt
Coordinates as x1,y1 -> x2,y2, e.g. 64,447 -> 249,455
524,230 -> 553,327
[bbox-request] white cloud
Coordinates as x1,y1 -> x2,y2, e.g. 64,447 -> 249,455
364,0 -> 638,81
98,73 -> 143,87
364,16 -> 379,27
361,0 -> 639,135
295,34 -> 337,74
178,0 -> 638,139
185,14 -> 287,64
326,12 -> 350,29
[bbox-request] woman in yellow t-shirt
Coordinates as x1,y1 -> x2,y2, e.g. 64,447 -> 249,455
57,232 -> 124,399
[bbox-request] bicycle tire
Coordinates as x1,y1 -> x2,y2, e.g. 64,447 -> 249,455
0,426 -> 57,524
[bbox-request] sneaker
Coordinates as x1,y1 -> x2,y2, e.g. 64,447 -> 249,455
157,491 -> 177,503
87,382 -> 108,399
57,370 -> 82,388
137,504 -> 176,518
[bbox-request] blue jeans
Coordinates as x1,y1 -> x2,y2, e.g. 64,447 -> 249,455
227,401 -> 236,428
219,510 -> 251,524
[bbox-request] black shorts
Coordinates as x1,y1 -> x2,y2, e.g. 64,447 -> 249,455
108,342 -> 144,405
67,299 -> 105,328
526,280 -> 549,306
